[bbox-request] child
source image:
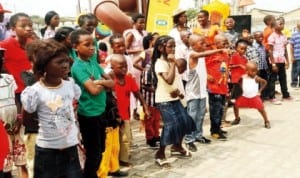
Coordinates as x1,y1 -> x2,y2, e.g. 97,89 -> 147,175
54,26 -> 76,60
223,17 -> 239,47
21,39 -> 83,178
105,33 -> 134,75
152,35 -> 194,167
230,39 -> 249,125
185,34 -> 229,151
263,15 -> 275,51
133,32 -> 161,147
205,34 -> 230,140
77,13 -> 98,34
233,62 -> 271,129
268,18 -> 292,103
0,12 -> 31,178
71,29 -> 114,178
124,13 -> 148,120
253,31 -> 269,100
40,11 -> 60,39
289,22 -> 300,88
110,54 -> 150,167
0,13 -> 33,114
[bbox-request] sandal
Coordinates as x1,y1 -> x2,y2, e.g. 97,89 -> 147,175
231,118 -> 240,125
155,158 -> 171,168
170,147 -> 192,158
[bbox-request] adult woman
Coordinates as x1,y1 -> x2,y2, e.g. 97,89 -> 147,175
169,9 -> 189,47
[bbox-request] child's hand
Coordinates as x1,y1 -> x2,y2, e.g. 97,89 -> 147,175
285,62 -> 289,69
170,89 -> 181,98
167,54 -> 176,63
12,119 -> 22,134
207,75 -> 215,82
257,92 -> 261,96
144,107 -> 151,119
271,65 -> 278,73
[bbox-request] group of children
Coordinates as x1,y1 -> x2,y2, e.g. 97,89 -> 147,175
0,7 -> 297,178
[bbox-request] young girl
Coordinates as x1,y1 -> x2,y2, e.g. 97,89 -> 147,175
0,120 -> 9,178
230,39 -> 249,125
70,29 -> 114,178
232,62 -> 271,129
54,26 -> 76,60
152,35 -> 194,167
40,11 -> 60,39
133,32 -> 161,147
21,39 -> 83,178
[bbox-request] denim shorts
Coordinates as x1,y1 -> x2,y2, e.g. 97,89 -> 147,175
34,145 -> 83,178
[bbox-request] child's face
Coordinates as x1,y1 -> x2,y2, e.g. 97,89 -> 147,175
112,57 -> 128,77
135,18 -> 145,31
81,19 -> 97,34
274,20 -> 284,31
74,34 -> 95,60
215,38 -> 229,49
45,53 -> 70,79
236,43 -> 247,55
50,15 -> 60,27
225,18 -> 235,30
111,38 -> 126,54
254,33 -> 263,43
12,16 -> 33,39
193,38 -> 206,52
164,39 -> 175,55
247,65 -> 257,78
176,60 -> 186,74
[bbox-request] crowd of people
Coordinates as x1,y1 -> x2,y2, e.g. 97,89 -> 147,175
0,2 -> 299,178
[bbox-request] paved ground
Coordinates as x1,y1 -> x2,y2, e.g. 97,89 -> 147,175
124,86 -> 300,178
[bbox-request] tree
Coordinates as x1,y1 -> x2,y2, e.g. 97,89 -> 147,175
186,8 -> 199,21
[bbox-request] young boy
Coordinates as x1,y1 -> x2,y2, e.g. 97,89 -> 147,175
110,54 -> 150,167
289,22 -> 300,88
263,15 -> 275,51
205,34 -> 230,140
185,34 -> 229,150
223,17 -> 239,48
253,31 -> 269,100
268,18 -> 292,103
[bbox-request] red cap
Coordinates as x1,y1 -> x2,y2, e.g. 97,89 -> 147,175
0,3 -> 11,13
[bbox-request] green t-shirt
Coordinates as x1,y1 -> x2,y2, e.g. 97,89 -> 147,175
71,56 -> 106,117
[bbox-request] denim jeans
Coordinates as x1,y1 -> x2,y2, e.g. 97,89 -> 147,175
78,113 -> 107,178
185,98 -> 206,143
34,145 -> 83,178
208,93 -> 225,134
291,60 -> 300,86
269,63 -> 290,98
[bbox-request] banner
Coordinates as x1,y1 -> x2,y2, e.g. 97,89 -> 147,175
146,0 -> 180,35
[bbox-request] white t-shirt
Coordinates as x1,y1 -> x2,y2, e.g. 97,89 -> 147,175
21,79 -> 81,149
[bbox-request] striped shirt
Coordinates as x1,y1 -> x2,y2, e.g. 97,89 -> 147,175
289,31 -> 300,60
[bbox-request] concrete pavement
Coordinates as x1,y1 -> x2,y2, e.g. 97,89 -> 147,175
125,86 -> 300,178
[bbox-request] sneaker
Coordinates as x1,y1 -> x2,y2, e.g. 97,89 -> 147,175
270,98 -> 282,105
146,139 -> 158,147
108,170 -> 128,177
186,142 -> 197,152
231,118 -> 240,125
119,161 -> 133,167
211,133 -> 227,141
195,136 -> 211,144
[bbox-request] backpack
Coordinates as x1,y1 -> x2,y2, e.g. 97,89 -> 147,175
140,50 -> 156,90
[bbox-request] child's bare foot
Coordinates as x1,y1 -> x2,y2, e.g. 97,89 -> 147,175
265,121 -> 271,129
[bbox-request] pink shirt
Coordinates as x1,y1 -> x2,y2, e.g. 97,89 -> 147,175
268,32 -> 287,63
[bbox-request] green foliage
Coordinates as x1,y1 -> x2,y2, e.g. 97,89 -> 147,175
186,8 -> 199,21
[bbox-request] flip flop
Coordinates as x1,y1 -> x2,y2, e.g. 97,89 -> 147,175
170,148 -> 192,158
155,158 -> 171,168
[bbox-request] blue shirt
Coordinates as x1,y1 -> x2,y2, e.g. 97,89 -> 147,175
289,31 -> 300,60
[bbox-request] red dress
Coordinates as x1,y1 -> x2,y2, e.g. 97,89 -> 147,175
235,76 -> 264,109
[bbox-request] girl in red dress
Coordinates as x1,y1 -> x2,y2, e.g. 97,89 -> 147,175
232,62 -> 271,129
